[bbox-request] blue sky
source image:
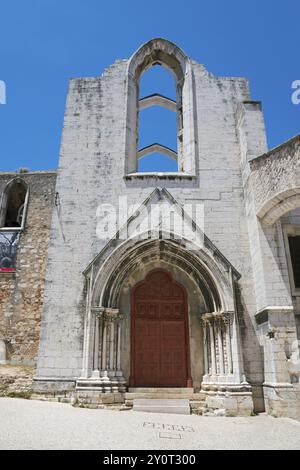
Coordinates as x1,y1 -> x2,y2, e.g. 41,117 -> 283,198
0,0 -> 299,172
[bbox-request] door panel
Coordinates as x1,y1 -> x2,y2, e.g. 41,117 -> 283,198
160,320 -> 187,387
132,269 -> 190,388
135,320 -> 160,387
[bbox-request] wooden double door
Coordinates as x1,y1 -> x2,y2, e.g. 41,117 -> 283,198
130,269 -> 192,388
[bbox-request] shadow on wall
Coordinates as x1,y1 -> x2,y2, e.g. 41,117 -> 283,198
234,281 -> 265,413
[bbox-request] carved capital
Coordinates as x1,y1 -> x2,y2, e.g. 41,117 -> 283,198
103,308 -> 121,322
223,311 -> 234,325
90,306 -> 105,318
200,313 -> 214,326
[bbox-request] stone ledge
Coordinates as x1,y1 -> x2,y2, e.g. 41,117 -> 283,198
255,306 -> 294,325
124,172 -> 196,181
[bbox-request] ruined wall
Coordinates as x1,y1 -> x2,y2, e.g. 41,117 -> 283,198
249,135 -> 300,224
35,41 -> 263,396
0,172 -> 56,364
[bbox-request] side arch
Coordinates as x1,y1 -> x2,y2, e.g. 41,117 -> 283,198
257,188 -> 300,225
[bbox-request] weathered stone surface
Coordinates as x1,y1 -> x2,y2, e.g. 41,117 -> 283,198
0,340 -> 6,364
250,135 -> 300,225
0,365 -> 35,397
0,39 -> 299,419
0,172 -> 56,364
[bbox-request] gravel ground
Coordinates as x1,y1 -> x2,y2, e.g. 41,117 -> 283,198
0,397 -> 299,450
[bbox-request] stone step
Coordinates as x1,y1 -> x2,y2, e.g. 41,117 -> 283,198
133,398 -> 190,415
125,392 -> 205,400
76,386 -> 103,391
128,387 -> 194,394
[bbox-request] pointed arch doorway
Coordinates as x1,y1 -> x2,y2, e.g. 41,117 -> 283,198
130,269 -> 192,388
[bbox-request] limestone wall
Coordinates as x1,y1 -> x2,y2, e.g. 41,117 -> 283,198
36,44 -> 264,402
249,135 -> 300,224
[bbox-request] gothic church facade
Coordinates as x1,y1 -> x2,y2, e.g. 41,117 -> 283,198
0,39 -> 299,418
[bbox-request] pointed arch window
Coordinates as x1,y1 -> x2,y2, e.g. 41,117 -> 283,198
0,178 -> 29,272
0,178 -> 29,230
125,39 -> 197,177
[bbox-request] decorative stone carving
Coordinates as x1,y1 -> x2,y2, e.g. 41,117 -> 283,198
200,311 -> 245,389
77,306 -> 126,393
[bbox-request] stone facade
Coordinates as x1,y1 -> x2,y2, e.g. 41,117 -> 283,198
0,39 -> 299,418
0,172 -> 56,363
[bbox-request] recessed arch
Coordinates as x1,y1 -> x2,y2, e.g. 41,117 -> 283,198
0,177 -> 29,229
89,234 -> 237,315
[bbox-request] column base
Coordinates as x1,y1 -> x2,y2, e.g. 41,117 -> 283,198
76,370 -> 127,393
200,382 -> 253,416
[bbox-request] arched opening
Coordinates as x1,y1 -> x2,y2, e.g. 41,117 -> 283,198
257,189 -> 300,226
0,178 -> 28,229
79,234 -> 246,394
139,63 -> 177,100
125,39 -> 197,176
137,65 -> 179,173
0,178 -> 28,272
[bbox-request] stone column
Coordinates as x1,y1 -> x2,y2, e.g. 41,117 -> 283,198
201,311 -> 247,385
101,318 -> 107,370
217,317 -> 225,376
224,312 -> 233,374
109,319 -> 115,371
91,312 -> 101,378
202,320 -> 209,376
100,308 -> 126,393
117,319 -> 121,372
208,318 -> 216,376
200,310 -> 253,416
79,305 -> 127,393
